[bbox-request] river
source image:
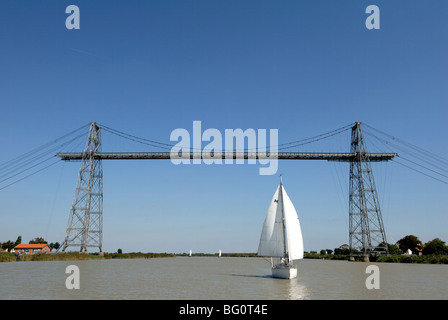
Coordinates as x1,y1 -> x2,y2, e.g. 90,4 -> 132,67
0,257 -> 446,300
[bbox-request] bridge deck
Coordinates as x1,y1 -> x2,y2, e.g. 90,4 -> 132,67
56,152 -> 397,162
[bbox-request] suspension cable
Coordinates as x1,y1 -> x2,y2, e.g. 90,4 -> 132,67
98,122 -> 355,152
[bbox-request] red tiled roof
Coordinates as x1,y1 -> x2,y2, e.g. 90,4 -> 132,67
15,243 -> 48,249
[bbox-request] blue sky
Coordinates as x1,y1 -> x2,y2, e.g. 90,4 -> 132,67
0,1 -> 447,253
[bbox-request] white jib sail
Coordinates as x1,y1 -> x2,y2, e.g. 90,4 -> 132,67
282,186 -> 304,260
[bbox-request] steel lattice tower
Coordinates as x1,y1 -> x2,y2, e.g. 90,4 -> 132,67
62,122 -> 103,253
349,122 -> 388,257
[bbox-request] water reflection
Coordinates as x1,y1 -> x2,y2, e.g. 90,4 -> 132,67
285,280 -> 309,300
228,270 -> 310,300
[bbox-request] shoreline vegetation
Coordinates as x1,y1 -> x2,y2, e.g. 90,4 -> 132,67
303,252 -> 448,264
1,251 -> 447,264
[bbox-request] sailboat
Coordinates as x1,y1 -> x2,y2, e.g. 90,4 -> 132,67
218,249 -> 222,257
257,176 -> 304,279
189,249 -> 192,257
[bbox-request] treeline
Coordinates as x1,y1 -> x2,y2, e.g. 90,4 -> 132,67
376,255 -> 448,264
0,251 -> 176,262
308,235 -> 448,264
1,236 -> 61,252
103,252 -> 175,259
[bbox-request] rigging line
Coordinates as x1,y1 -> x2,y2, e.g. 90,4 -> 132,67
104,125 -> 350,152
99,124 -> 174,147
0,134 -> 86,182
99,122 -> 354,152
60,131 -> 91,153
391,159 -> 448,185
363,123 -> 448,161
380,161 -> 389,206
45,161 -> 65,241
276,127 -> 352,151
274,122 -> 354,148
0,159 -> 61,191
146,122 -> 348,150
364,128 -> 448,171
0,155 -> 58,184
364,130 -> 448,175
382,161 -> 393,234
0,132 -> 88,178
397,155 -> 448,179
101,127 -> 172,150
363,123 -> 448,165
364,134 -> 393,205
330,161 -> 349,222
0,130 -> 88,177
0,123 -> 90,171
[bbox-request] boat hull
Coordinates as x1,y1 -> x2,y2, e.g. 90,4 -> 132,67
272,263 -> 297,279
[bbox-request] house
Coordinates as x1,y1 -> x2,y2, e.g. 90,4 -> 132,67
14,243 -> 50,255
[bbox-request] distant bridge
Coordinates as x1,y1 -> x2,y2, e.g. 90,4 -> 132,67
54,121 -> 396,258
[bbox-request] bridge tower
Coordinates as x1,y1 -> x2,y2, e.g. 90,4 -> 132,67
62,122 -> 103,254
349,122 -> 388,258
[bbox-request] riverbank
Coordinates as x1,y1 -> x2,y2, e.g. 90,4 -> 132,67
0,251 -> 174,262
304,253 -> 448,264
2,251 -> 447,264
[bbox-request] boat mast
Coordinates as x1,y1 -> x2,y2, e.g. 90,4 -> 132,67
279,175 -> 288,262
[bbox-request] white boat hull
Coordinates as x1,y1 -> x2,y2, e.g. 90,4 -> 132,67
272,263 -> 297,279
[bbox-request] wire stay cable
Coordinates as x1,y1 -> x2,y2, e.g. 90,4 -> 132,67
0,124 -> 90,191
98,122 -> 355,152
363,124 -> 448,185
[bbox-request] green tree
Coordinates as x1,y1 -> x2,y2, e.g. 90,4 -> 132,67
117,248 -> 123,254
376,242 -> 401,255
1,240 -> 15,251
423,238 -> 448,255
48,242 -> 60,252
14,236 -> 22,246
29,237 -> 47,244
53,242 -> 60,251
386,243 -> 401,255
334,244 -> 350,255
396,235 -> 421,254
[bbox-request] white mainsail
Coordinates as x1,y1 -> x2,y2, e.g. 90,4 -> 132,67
257,179 -> 304,261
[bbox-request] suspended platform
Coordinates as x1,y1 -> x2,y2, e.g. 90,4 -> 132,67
56,151 -> 397,162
